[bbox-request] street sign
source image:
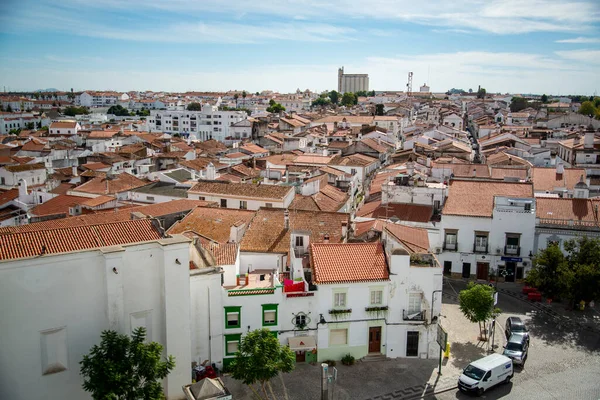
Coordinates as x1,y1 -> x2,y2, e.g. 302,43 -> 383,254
436,324 -> 448,349
501,256 -> 522,262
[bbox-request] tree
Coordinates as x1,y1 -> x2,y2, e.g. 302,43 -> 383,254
230,329 -> 295,399
528,237 -> 600,305
368,90 -> 376,97
328,90 -> 339,105
341,92 -> 357,107
375,104 -> 384,116
578,101 -> 597,117
458,283 -> 498,341
107,105 -> 130,116
25,122 -> 35,130
8,128 -> 21,135
541,94 -> 548,103
311,97 -> 331,108
63,106 -> 89,116
80,327 -> 175,400
510,97 -> 528,112
266,99 -> 285,113
6,104 -> 12,112
187,102 -> 202,111
355,90 -> 368,98
234,93 -> 239,100
476,87 -> 486,99
242,91 -> 247,98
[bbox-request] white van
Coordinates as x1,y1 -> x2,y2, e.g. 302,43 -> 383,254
458,353 -> 514,396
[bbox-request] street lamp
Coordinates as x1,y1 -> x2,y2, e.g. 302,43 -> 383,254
489,269 -> 509,353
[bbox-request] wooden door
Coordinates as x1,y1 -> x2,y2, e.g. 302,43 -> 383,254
295,351 -> 305,363
476,263 -> 489,280
462,263 -> 471,278
368,327 -> 381,353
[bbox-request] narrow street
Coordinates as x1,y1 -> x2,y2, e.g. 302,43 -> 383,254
431,278 -> 600,399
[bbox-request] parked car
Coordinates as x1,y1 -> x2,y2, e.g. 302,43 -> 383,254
505,316 -> 530,344
503,332 -> 529,367
458,353 -> 514,396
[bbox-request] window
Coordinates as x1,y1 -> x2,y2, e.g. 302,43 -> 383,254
444,231 -> 457,250
408,293 -> 421,314
224,306 -> 241,329
330,328 -> 348,346
524,203 -> 531,211
474,234 -> 488,252
224,333 -> 241,356
370,290 -> 383,305
265,203 -> 273,208
334,292 -> 347,308
294,314 -> 307,327
351,168 -> 357,175
239,200 -> 247,210
220,199 -> 227,208
198,196 -> 205,201
295,236 -> 304,247
262,304 -> 278,326
146,196 -> 155,201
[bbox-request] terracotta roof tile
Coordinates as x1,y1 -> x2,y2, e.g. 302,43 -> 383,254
202,242 -> 239,265
490,167 -> 528,180
4,163 -> 45,172
49,121 -> 78,129
384,224 -> 430,253
311,242 -> 389,284
71,173 -> 148,195
167,207 -> 255,243
189,181 -> 293,201
0,219 -> 162,261
29,195 -> 95,217
0,189 -> 19,206
240,208 -> 349,253
443,179 -> 533,217
531,167 -> 586,192
357,201 -> 433,222
536,198 -> 600,225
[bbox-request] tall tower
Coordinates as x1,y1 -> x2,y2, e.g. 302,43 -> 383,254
406,72 -> 413,97
338,67 -> 344,93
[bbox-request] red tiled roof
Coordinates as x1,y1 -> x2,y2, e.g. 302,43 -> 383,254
536,198 -> 600,224
384,224 -> 430,253
71,172 -> 148,195
29,195 -> 95,217
443,180 -> 533,217
357,201 -> 433,222
0,189 -> 19,206
531,167 -> 586,192
4,163 -> 45,173
311,242 -> 389,284
0,219 -> 162,261
168,206 -> 255,243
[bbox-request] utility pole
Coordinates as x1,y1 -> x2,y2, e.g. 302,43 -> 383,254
321,363 -> 329,400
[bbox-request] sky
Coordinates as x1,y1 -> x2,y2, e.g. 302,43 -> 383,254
0,0 -> 599,95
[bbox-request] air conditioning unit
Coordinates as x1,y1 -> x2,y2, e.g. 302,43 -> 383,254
434,247 -> 441,254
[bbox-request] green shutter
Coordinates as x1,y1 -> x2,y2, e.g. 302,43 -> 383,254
224,306 -> 241,329
262,304 -> 278,326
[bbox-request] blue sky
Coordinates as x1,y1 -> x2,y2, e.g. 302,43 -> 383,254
0,0 -> 599,94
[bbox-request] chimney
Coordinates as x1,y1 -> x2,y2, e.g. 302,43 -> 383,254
323,233 -> 330,243
556,162 -> 565,176
333,121 -> 338,132
72,166 -> 78,177
17,179 -> 28,199
322,148 -> 328,157
574,136 -> 580,146
341,221 -> 348,239
407,161 -> 414,176
584,130 -> 595,149
230,222 -> 244,243
472,168 -> 477,177
284,209 -> 290,230
206,162 -> 216,180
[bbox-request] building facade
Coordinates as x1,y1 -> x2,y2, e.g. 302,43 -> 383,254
338,67 -> 369,93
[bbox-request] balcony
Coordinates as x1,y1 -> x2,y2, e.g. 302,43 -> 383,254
443,241 -> 457,251
504,245 -> 520,256
403,309 -> 426,321
473,243 -> 488,253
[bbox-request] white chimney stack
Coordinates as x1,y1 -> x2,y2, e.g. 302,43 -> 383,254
556,162 -> 565,175
206,163 -> 216,180
584,130 -> 595,149
18,179 -> 28,199
284,209 -> 290,230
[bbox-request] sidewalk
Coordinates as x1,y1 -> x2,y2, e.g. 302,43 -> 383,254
222,356 -> 461,400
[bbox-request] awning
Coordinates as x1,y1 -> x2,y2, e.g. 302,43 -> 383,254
288,335 -> 316,351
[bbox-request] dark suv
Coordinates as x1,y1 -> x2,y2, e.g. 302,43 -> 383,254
505,316 -> 530,344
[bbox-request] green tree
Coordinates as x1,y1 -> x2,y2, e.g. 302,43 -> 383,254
187,102 -> 202,111
328,90 -> 339,105
476,87 -> 486,99
266,99 -> 285,113
375,104 -> 384,116
230,329 -> 295,399
63,106 -> 89,116
6,104 -> 12,112
526,243 -> 569,300
80,327 -> 175,400
234,93 -> 239,100
368,90 -> 376,96
341,92 -> 356,107
510,97 -> 528,112
458,283 -> 498,341
8,128 -> 21,135
312,97 -> 331,108
107,105 -> 130,116
593,97 -> 600,108
242,90 -> 247,98
25,122 -> 35,130
578,101 -> 597,117
355,90 -> 368,98
541,94 -> 548,103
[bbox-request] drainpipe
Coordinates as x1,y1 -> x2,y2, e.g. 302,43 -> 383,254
431,289 -> 443,322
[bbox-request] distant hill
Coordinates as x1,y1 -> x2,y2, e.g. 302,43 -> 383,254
35,88 -> 60,92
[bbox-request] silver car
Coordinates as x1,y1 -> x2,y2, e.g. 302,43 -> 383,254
503,332 -> 528,366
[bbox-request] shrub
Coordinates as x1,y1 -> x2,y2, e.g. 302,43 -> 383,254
341,354 -> 355,366
323,360 -> 336,367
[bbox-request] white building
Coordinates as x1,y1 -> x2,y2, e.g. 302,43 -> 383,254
146,104 -> 247,142
49,120 -> 81,135
77,91 -> 129,108
0,163 -> 47,188
187,181 -> 295,210
0,112 -> 50,134
0,220 -> 192,400
437,180 -> 536,282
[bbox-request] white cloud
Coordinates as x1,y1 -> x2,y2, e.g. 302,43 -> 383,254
554,49 -> 600,63
556,37 -> 600,44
